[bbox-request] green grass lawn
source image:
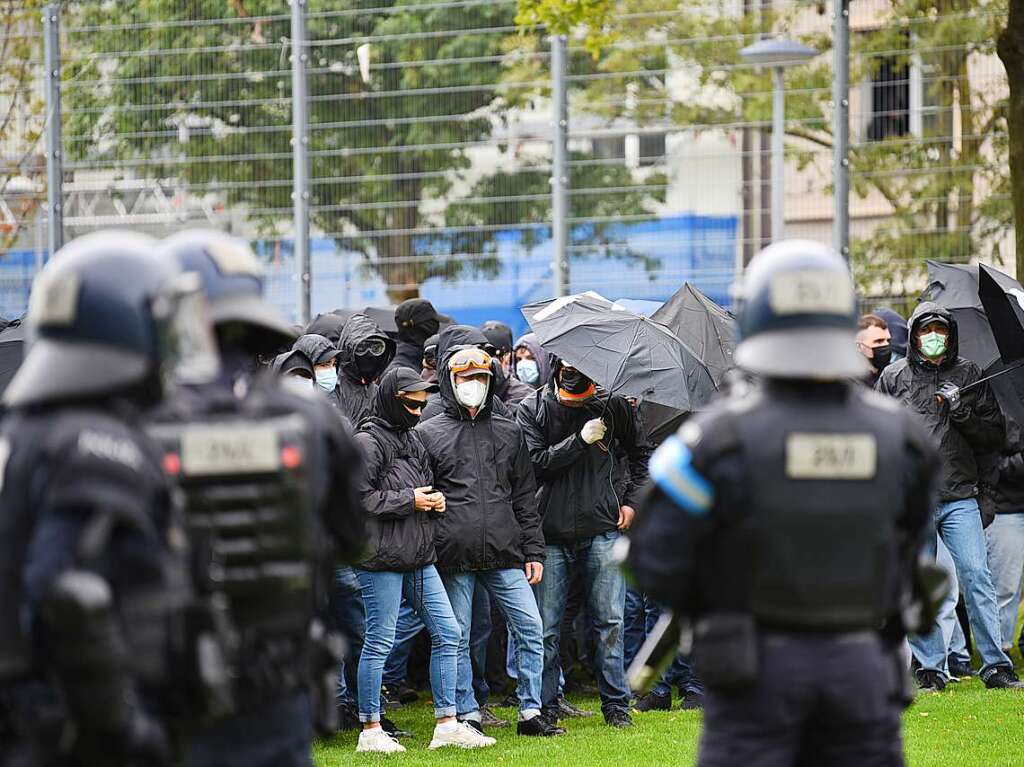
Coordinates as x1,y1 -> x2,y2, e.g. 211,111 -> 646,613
314,672 -> 1024,767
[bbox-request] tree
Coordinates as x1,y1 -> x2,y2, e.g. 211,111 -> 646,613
999,0 -> 1024,276
63,0 -> 662,301
0,0 -> 45,255
517,0 -> 1011,298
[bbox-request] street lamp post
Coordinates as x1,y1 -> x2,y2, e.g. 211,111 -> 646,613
739,38 -> 818,243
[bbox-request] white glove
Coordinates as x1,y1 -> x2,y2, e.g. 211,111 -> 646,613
580,418 -> 607,445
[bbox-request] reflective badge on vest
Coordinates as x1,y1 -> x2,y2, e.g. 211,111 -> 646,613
785,433 -> 877,480
180,425 -> 281,476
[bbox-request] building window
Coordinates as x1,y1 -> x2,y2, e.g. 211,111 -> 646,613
867,55 -> 910,141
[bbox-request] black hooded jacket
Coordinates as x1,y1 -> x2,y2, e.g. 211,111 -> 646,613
354,369 -> 438,572
516,359 -> 651,544
416,345 -> 544,573
336,314 -> 395,427
421,325 -> 512,421
876,301 -> 1004,502
294,333 -> 343,410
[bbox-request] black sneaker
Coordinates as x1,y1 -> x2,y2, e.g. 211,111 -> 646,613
391,682 -> 420,704
557,697 -> 594,718
983,666 -> 1024,690
517,716 -> 566,736
500,692 -> 520,708
460,718 -> 486,734
605,709 -> 634,728
480,706 -> 509,729
679,690 -> 704,710
634,690 -> 671,712
380,717 -> 414,739
336,703 -> 360,731
916,669 -> 946,693
380,687 -> 402,711
948,657 -> 976,679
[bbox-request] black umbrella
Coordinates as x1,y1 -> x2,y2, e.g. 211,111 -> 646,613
978,265 -> 1024,364
522,292 -> 717,412
652,283 -> 736,388
921,262 -> 1024,427
0,320 -> 26,398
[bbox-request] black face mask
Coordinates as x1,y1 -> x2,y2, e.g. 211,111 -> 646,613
559,368 -> 592,394
393,399 -> 422,430
870,344 -> 892,371
355,352 -> 387,382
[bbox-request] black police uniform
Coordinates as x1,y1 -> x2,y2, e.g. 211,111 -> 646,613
150,229 -> 365,767
0,231 -> 203,767
631,378 -> 938,767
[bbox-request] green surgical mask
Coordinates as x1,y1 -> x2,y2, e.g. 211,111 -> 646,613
918,331 -> 947,359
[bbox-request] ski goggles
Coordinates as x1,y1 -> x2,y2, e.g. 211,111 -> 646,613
355,337 -> 388,357
448,347 -> 493,377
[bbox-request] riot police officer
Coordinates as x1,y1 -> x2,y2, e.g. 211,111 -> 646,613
148,229 -> 365,767
628,240 -> 942,767
0,231 -> 218,766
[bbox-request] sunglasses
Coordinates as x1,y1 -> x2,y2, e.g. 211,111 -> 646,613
397,396 -> 425,412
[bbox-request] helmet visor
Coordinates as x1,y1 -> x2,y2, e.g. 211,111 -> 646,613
154,273 -> 221,385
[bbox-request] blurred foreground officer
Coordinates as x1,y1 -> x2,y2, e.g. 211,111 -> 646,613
0,232 -> 216,766
629,241 -> 941,767
150,230 -> 366,767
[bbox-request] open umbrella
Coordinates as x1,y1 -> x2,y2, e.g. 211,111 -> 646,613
652,283 -> 736,388
920,261 -> 1024,427
521,292 -> 717,412
0,320 -> 26,398
978,265 -> 1024,364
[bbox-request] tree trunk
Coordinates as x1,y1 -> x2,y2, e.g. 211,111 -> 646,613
999,1 -> 1024,277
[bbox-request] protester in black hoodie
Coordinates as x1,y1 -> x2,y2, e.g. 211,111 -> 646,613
352,367 -> 495,753
421,325 -> 514,421
335,313 -> 395,426
985,414 -> 1024,659
876,301 -> 1020,691
294,333 -> 343,409
388,299 -> 441,374
516,358 -> 649,727
417,347 -> 561,738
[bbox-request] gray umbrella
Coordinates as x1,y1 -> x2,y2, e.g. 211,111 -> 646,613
652,283 -> 736,388
521,292 -> 717,412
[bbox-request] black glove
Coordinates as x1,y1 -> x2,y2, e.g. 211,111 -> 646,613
935,382 -> 965,415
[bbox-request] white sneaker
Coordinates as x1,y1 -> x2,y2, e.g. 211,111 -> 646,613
356,726 -> 407,754
428,720 -> 497,749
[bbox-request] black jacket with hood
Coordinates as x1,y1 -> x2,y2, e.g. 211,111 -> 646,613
876,301 -> 1004,502
421,325 -> 512,421
354,369 -> 438,572
516,358 -> 651,545
336,313 -> 395,427
416,347 -> 544,573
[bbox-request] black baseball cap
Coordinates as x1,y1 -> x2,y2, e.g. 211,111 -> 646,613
392,366 -> 439,394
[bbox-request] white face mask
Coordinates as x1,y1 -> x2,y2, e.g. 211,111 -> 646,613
455,379 -> 488,409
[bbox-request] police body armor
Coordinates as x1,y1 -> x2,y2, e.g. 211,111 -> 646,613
728,385 -> 907,630
149,389 -> 322,710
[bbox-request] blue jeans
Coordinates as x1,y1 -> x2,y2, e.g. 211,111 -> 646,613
908,498 -> 1011,677
985,513 -> 1024,652
469,582 -> 493,705
354,566 -> 459,722
535,532 -> 630,716
653,653 -> 705,696
624,588 -> 660,672
382,605 -> 424,689
442,569 -> 545,718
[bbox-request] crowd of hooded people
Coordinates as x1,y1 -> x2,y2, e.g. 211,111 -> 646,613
272,298 -> 649,753
273,288 -> 1024,755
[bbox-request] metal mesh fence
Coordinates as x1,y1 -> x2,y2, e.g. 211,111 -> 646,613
0,1 -> 1012,332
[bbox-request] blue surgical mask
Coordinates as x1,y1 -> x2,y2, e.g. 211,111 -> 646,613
516,358 -> 539,384
316,368 -> 338,392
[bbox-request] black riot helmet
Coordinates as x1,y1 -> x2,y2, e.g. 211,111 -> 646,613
157,229 -> 297,357
4,230 -> 220,408
733,239 -> 867,381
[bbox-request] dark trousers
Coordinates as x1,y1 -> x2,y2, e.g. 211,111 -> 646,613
185,691 -> 313,767
698,632 -> 904,767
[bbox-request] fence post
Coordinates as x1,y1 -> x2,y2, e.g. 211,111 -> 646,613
550,35 -> 570,297
833,0 -> 850,261
290,0 -> 311,324
43,4 -> 63,256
